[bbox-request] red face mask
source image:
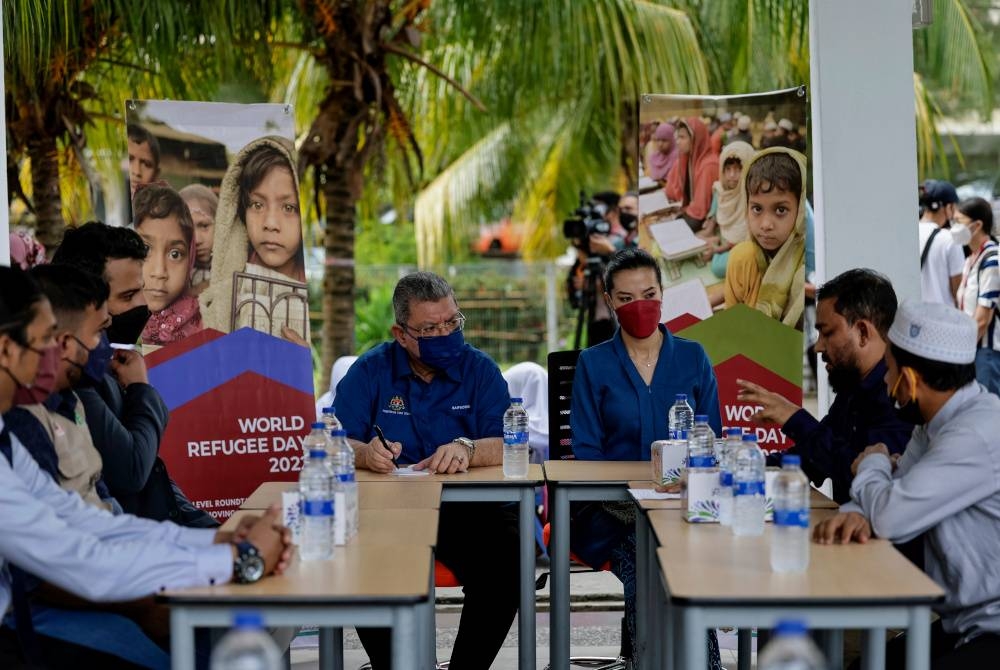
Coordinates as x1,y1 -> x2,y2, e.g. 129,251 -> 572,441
614,299 -> 662,339
12,344 -> 61,406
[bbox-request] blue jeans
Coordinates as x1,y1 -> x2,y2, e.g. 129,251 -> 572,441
975,347 -> 1000,397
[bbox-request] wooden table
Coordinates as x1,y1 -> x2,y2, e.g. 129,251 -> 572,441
224,508 -> 440,547
649,510 -> 943,670
543,460 -> 651,670
240,480 -> 443,511
162,544 -> 435,670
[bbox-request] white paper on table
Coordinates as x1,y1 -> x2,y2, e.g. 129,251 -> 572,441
648,218 -> 707,258
628,488 -> 681,500
660,279 -> 713,323
638,175 -> 659,193
392,466 -> 431,477
638,189 -> 681,216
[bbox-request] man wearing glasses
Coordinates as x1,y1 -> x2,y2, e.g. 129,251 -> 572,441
336,271 -> 519,669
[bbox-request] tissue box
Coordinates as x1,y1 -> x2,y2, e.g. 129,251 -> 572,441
683,467 -> 722,523
652,439 -> 688,485
281,490 -> 301,545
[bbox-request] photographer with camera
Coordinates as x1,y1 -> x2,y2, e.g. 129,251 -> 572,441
565,191 -> 640,348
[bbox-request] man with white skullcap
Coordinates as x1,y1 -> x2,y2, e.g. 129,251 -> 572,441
815,301 -> 1000,667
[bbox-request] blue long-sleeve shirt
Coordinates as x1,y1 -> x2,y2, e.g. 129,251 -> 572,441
778,359 -> 913,503
570,325 -> 721,461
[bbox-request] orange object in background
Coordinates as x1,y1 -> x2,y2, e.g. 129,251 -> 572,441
473,218 -> 523,257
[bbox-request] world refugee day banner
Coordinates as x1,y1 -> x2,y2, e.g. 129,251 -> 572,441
125,100 -> 314,520
637,87 -> 809,451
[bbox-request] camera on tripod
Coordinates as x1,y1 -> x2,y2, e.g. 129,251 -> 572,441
563,192 -> 612,256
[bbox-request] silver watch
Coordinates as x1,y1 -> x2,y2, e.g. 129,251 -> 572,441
453,437 -> 475,460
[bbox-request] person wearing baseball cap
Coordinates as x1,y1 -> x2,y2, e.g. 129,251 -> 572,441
815,301 -> 1000,667
919,179 -> 963,307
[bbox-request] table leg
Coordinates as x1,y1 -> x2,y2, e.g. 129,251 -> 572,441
906,607 -> 931,670
636,512 -> 649,667
549,485 -> 570,670
820,629 -> 844,669
391,606 -> 419,670
682,607 -> 707,670
737,628 -> 752,670
170,607 -> 195,670
318,628 -> 343,670
861,628 -> 886,670
519,486 -> 537,670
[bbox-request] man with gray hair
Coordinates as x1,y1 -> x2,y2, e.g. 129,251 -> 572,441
815,301 -> 1000,667
335,271 -> 519,669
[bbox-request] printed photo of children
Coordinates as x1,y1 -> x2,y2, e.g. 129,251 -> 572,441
124,100 -> 308,347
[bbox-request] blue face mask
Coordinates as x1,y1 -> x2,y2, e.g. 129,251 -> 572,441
416,329 -> 466,370
70,332 -> 114,385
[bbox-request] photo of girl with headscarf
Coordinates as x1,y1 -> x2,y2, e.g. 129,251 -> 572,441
179,183 -> 218,296
132,185 -> 204,345
724,146 -> 807,328
199,136 -> 309,343
665,117 -> 720,234
646,122 -> 678,183
704,141 -> 756,276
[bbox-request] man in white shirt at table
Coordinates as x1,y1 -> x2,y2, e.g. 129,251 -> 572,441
815,301 -> 1000,669
0,265 -> 292,666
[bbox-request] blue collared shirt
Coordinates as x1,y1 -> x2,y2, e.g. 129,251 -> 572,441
335,340 -> 510,464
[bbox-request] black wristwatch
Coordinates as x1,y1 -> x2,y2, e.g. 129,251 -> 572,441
233,540 -> 266,584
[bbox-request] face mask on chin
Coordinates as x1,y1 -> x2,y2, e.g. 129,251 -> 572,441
106,305 -> 152,345
11,344 -> 61,405
890,367 -> 924,425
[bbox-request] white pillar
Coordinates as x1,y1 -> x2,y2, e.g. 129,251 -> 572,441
809,0 -> 919,410
0,0 -> 9,266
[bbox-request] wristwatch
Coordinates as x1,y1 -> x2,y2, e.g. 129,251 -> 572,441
453,436 -> 476,462
233,540 -> 266,584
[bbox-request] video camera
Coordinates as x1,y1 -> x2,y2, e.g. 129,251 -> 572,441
563,191 -> 611,255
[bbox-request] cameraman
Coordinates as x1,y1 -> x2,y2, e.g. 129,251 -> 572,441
566,192 -> 639,346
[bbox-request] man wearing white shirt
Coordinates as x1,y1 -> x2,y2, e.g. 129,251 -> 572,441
918,180 -> 964,306
0,266 -> 291,667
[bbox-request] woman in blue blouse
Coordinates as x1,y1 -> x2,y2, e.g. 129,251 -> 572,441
570,247 -> 722,668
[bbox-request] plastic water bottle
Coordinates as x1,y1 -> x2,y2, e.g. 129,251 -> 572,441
717,428 -> 742,527
733,434 -> 766,536
771,454 -> 811,572
299,448 -> 334,560
302,421 -> 328,459
503,398 -> 530,479
668,394 -> 694,439
757,619 -> 827,670
687,415 -> 716,467
210,611 -> 282,670
320,406 -> 342,432
327,429 -> 358,542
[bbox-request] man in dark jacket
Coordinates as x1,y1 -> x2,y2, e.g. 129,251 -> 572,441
737,269 -> 914,503
52,222 -> 215,527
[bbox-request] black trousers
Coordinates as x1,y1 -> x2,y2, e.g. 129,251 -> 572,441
0,625 -> 144,669
356,501 -> 521,669
845,621 -> 1000,670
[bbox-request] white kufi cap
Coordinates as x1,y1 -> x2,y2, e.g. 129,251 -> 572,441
888,301 -> 977,364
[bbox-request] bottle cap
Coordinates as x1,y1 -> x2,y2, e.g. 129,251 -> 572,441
330,429 -> 346,437
511,397 -> 523,404
782,454 -> 801,467
726,427 -> 743,437
311,421 -> 325,429
675,393 -> 687,401
309,449 -> 326,459
741,434 -> 758,442
773,619 -> 808,637
322,406 -> 336,414
233,611 -> 264,629
694,414 -> 708,422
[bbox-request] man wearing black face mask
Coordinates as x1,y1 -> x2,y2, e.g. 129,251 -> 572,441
336,272 -> 520,670
735,269 -> 914,503
52,222 -> 216,527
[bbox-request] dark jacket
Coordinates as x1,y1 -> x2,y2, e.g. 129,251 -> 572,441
776,359 -> 914,503
76,374 -> 218,527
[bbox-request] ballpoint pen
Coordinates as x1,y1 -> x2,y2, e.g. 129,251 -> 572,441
373,424 -> 398,468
